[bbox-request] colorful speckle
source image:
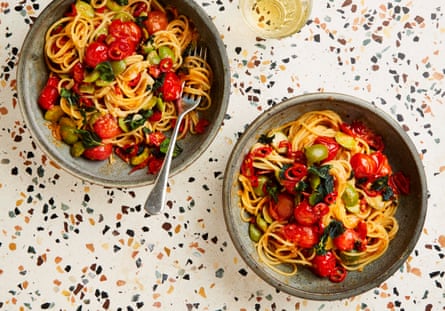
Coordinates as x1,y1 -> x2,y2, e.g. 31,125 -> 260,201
1,0 -> 444,310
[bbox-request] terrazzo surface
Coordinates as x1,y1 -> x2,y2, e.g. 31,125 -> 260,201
1,0 -> 445,310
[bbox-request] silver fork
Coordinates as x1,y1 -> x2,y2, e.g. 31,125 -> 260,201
144,46 -> 207,215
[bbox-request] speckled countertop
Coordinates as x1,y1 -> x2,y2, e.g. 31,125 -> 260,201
1,0 -> 444,310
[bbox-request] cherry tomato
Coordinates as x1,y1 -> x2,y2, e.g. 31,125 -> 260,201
350,153 -> 377,179
38,75 -> 60,110
314,136 -> 340,161
83,144 -> 113,161
72,62 -> 84,83
148,110 -> 162,122
109,19 -> 142,45
270,193 -> 294,220
159,58 -> 173,72
148,131 -> 166,147
161,72 -> 182,101
92,113 -> 122,139
195,119 -> 209,134
333,228 -> 358,251
108,39 -> 135,60
340,121 -> 384,151
312,251 -> 337,278
38,85 -> 59,110
84,42 -> 109,68
282,224 -> 319,248
294,200 -> 318,226
370,151 -> 392,176
148,157 -> 164,174
144,10 -> 168,35
389,171 -> 410,195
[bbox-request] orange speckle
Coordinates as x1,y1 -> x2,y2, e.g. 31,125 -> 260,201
152,301 -> 162,308
432,71 -> 444,80
53,279 -> 62,286
0,106 -> 8,115
100,274 -> 107,282
116,213 -> 123,220
85,243 -> 95,252
167,285 -> 174,294
9,243 -> 16,251
259,74 -> 267,83
174,224 -> 181,234
22,280 -> 29,289
54,256 -> 63,264
116,280 -> 126,286
88,218 -> 95,225
438,235 -> 445,247
164,247 -> 171,256
16,199 -> 24,206
198,286 -> 207,298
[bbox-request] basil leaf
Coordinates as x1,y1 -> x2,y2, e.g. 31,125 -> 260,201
159,138 -> 182,157
96,62 -> 115,82
60,88 -> 78,106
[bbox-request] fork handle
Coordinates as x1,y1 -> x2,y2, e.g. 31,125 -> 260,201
144,112 -> 186,215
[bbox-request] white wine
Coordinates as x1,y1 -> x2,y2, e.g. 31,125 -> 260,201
240,0 -> 312,38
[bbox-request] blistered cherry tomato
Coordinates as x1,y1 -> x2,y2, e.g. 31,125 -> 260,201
161,72 -> 182,101
144,10 -> 168,34
92,114 -> 122,139
84,42 -> 109,68
38,75 -> 60,110
312,251 -> 336,277
109,19 -> 142,45
350,153 -> 377,179
282,224 -> 319,249
108,39 -> 135,60
294,200 -> 318,226
340,121 -> 384,151
83,144 -> 113,161
333,228 -> 358,251
270,193 -> 294,221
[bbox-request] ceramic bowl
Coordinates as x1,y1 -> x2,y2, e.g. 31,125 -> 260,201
17,0 -> 230,187
223,92 -> 427,300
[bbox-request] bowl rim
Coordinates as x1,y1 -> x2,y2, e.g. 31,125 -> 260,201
222,92 -> 428,300
17,0 -> 230,188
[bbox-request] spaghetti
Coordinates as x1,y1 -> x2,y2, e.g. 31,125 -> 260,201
238,110 -> 410,282
38,0 -> 213,173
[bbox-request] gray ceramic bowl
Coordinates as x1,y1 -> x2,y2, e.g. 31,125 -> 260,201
17,0 -> 230,188
223,92 -> 427,300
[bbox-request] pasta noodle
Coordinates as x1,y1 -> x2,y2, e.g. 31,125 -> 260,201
238,110 -> 409,282
39,0 -> 213,171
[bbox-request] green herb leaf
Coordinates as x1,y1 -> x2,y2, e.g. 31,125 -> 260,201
96,62 -> 115,82
159,138 -> 182,157
75,129 -> 102,148
60,88 -> 78,106
258,134 -> 274,144
315,220 -> 344,255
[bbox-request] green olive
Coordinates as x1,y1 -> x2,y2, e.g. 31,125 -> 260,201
44,105 -> 65,122
58,116 -> 76,128
70,141 -> 85,158
110,60 -> 126,76
253,175 -> 268,197
248,223 -> 262,243
342,184 -> 359,207
305,144 -> 328,164
60,125 -> 79,145
256,213 -> 268,232
158,46 -> 175,61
